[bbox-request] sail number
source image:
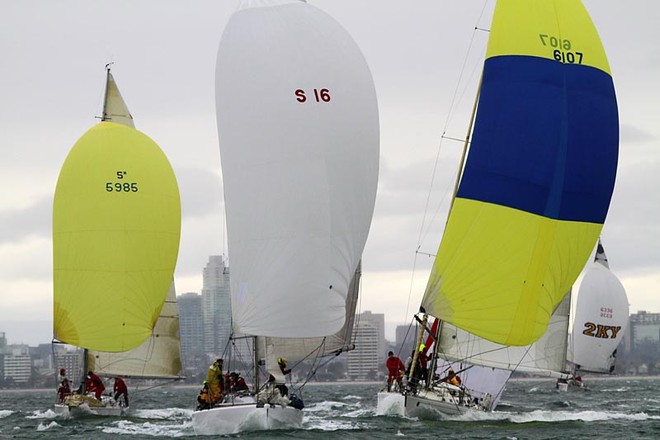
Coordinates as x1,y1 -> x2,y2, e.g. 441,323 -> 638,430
539,34 -> 583,64
106,170 -> 138,193
295,88 -> 331,103
582,322 -> 622,339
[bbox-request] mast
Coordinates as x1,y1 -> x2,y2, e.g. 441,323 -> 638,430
409,75 -> 483,388
253,336 -> 260,393
101,64 -> 112,122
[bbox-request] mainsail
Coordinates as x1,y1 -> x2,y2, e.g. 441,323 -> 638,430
53,67 -> 181,353
421,0 -> 619,346
216,0 -> 379,339
568,241 -> 629,373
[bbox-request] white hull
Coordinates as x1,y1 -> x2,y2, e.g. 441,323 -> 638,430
377,383 -> 491,419
192,402 -> 303,435
54,394 -> 126,417
53,403 -> 126,417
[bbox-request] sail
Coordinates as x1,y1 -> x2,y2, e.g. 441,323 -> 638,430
216,1 -> 379,338
53,71 -> 181,352
437,293 -> 572,378
264,263 -> 361,369
569,243 -> 628,373
102,69 -> 135,128
86,283 -> 183,379
421,0 -> 618,346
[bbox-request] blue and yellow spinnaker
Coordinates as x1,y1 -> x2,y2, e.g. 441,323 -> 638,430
422,0 -> 618,346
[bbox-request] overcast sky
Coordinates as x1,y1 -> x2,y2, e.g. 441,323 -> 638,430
1,0 -> 658,345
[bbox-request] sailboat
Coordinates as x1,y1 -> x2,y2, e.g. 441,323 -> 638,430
52,66 -> 181,416
378,0 -> 618,418
562,239 -> 629,390
191,0 -> 378,435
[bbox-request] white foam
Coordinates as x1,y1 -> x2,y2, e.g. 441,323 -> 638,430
342,395 -> 363,400
131,407 -> 193,420
26,409 -> 63,420
101,419 -> 193,437
0,410 -> 13,419
448,409 -> 660,423
304,400 -> 348,412
36,421 -> 61,431
303,416 -> 358,431
376,393 -> 407,418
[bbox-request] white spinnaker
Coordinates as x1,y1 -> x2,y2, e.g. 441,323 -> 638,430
570,262 -> 628,373
216,1 -> 379,337
264,263 -> 360,373
437,294 -> 571,378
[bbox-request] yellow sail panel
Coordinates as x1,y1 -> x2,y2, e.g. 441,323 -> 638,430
422,198 -> 601,346
53,122 -> 181,352
87,282 -> 182,378
486,0 -> 610,75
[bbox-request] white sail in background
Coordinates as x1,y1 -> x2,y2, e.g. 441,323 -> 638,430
102,69 -> 135,128
87,283 -> 182,379
216,0 -> 379,338
437,293 -> 572,378
569,242 -> 628,373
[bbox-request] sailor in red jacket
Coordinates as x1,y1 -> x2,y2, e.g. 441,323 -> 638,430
386,351 -> 405,391
85,370 -> 105,400
113,376 -> 129,406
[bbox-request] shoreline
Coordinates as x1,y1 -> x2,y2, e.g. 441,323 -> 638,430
2,375 -> 657,394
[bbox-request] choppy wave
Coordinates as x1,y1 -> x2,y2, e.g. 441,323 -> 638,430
37,421 -> 61,431
131,407 -> 193,420
26,409 -> 65,420
305,400 -> 348,412
451,409 -> 660,423
101,419 -> 193,437
0,410 -> 13,418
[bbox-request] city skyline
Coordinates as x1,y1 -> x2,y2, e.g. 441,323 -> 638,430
2,1 -> 659,346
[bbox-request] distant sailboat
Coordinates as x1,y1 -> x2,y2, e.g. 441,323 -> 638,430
563,239 -> 629,389
52,66 -> 181,416
192,0 -> 378,435
379,0 -> 618,418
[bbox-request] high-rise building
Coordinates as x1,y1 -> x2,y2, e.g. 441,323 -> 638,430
3,345 -> 32,384
625,311 -> 660,353
347,311 -> 385,380
395,324 -> 416,358
53,346 -> 83,383
202,256 -> 232,360
178,292 -> 205,376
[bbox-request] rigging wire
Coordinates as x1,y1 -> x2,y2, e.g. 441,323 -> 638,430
402,0 -> 492,324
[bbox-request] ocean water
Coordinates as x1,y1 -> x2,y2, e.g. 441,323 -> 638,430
1,378 -> 659,439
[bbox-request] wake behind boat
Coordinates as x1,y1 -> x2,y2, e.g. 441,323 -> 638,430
378,0 -> 619,419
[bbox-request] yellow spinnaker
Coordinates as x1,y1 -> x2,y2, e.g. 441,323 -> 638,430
53,122 -> 180,352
